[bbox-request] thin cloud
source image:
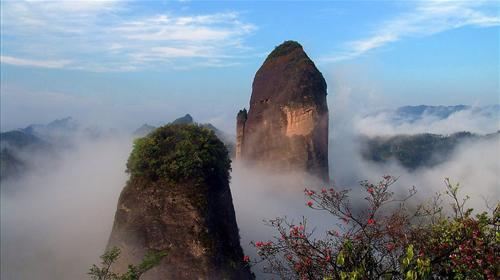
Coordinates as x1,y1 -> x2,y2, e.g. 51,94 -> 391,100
113,12 -> 254,42
321,0 -> 500,62
0,1 -> 256,71
356,107 -> 500,137
0,55 -> 72,69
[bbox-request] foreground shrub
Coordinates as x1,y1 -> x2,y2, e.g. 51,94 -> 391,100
251,177 -> 499,279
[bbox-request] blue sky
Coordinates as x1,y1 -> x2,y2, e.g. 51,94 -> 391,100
0,0 -> 499,131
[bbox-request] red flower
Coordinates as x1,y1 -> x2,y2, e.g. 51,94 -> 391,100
256,241 -> 272,248
294,263 -> 301,271
367,187 -> 374,194
243,255 -> 250,262
386,243 -> 395,252
307,201 -> 313,207
367,218 -> 375,225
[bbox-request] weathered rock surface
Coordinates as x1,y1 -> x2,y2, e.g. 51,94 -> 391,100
236,109 -> 247,159
236,41 -> 329,181
107,124 -> 253,279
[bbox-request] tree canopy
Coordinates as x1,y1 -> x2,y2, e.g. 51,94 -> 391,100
126,124 -> 231,185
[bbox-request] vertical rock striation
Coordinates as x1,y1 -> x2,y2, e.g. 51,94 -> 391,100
236,41 -> 329,181
107,124 -> 253,279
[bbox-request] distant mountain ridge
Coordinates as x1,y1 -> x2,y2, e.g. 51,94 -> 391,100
0,130 -> 48,150
369,104 -> 500,123
1,115 -> 236,182
1,117 -> 82,182
395,105 -> 470,122
22,117 -> 78,141
1,129 -> 53,182
132,124 -> 156,137
171,114 -> 194,125
361,131 -> 500,170
4,105 -> 498,181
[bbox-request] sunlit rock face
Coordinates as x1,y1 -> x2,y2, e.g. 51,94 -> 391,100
107,125 -> 253,280
236,41 -> 329,182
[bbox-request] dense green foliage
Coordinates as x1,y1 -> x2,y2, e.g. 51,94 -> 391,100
126,124 -> 231,185
88,247 -> 167,280
410,182 -> 499,279
362,132 -> 485,169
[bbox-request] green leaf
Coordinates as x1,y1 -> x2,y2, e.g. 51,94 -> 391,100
406,244 -> 414,260
337,252 -> 345,266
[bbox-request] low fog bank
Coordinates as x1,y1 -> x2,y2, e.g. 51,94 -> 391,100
332,133 -> 500,210
1,90 -> 498,279
1,135 -> 132,280
356,107 -> 500,136
230,162 -> 337,278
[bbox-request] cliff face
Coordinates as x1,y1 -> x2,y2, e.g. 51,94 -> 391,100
107,124 -> 252,279
236,41 -> 329,181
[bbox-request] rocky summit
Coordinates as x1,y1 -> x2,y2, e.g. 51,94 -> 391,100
236,40 -> 329,181
107,124 -> 253,279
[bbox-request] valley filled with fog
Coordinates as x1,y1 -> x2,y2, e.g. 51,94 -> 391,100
1,96 -> 498,279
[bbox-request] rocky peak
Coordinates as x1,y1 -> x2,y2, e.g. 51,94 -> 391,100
237,40 -> 329,182
263,40 -> 303,62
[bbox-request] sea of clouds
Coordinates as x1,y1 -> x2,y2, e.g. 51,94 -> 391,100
1,90 -> 499,279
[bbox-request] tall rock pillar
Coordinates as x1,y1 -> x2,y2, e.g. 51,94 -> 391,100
237,40 -> 329,182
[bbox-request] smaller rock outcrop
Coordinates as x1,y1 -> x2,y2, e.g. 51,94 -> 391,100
107,124 -> 252,279
171,114 -> 194,125
236,109 -> 247,158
